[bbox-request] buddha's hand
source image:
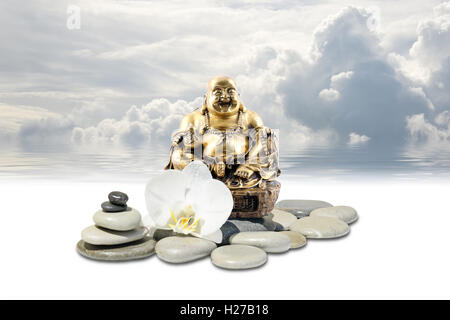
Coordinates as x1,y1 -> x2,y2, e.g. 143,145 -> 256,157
235,165 -> 254,180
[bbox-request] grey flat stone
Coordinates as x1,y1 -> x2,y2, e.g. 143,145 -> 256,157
101,201 -> 127,212
280,231 -> 307,249
271,209 -> 298,230
76,236 -> 156,261
229,231 -> 290,253
108,191 -> 129,206
93,207 -> 141,231
81,225 -> 148,245
290,216 -> 350,239
155,236 -> 217,263
310,206 -> 358,224
275,200 -> 332,218
211,245 -> 267,270
228,219 -> 267,232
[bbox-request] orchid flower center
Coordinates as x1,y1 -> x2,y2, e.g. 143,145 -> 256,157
168,205 -> 200,235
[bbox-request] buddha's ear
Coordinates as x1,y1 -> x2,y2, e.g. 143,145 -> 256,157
239,103 -> 246,112
201,95 -> 207,114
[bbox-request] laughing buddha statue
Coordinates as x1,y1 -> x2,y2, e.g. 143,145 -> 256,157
166,76 -> 281,218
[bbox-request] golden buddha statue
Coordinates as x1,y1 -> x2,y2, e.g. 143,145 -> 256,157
166,76 -> 281,218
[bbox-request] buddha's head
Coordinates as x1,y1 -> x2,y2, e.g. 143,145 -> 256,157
205,76 -> 241,116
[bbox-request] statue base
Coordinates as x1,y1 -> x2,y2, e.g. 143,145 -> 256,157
229,180 -> 281,218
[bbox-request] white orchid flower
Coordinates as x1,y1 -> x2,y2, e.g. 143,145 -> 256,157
144,160 -> 233,243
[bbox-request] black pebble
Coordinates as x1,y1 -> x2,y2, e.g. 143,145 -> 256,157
101,201 -> 127,212
108,191 -> 129,206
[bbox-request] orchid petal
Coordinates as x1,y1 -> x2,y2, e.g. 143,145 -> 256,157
144,170 -> 187,227
188,178 -> 233,235
182,160 -> 212,196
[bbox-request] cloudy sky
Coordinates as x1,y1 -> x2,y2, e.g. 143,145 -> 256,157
0,0 -> 449,175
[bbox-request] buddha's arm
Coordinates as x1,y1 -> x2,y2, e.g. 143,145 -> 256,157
168,114 -> 197,170
247,111 -> 266,164
247,113 -> 264,162
235,112 -> 266,178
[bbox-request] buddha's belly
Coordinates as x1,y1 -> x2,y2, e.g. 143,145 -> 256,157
202,133 -> 248,160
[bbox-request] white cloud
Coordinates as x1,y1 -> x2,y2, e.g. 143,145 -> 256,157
348,132 -> 371,145
279,6 -> 434,149
330,71 -> 354,85
0,0 -> 448,158
435,110 -> 450,126
389,2 -> 450,157
18,116 -> 74,150
0,103 -> 64,148
319,88 -> 340,102
409,5 -> 450,73
406,113 -> 450,143
318,71 -> 354,102
403,111 -> 450,165
71,97 -> 202,148
281,122 -> 337,150
388,53 -> 431,84
389,1 -> 450,112
405,112 -> 450,165
308,7 -> 383,64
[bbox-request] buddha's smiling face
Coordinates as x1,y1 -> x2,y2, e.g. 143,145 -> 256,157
206,77 -> 240,115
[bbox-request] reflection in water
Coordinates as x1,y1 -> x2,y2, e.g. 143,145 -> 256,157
401,142 -> 450,170
0,147 -> 168,181
1,143 -> 450,182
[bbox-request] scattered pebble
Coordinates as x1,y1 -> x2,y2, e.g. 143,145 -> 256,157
155,236 -> 217,263
101,201 -> 127,213
275,199 -> 332,218
271,209 -> 298,230
290,216 -> 350,239
93,207 -> 141,231
229,231 -> 290,253
81,225 -> 148,245
76,236 -> 156,261
211,245 -> 267,270
310,206 -> 358,224
108,191 -> 129,206
279,231 -> 307,249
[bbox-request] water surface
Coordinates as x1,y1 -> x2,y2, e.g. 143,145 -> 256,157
1,144 -> 449,182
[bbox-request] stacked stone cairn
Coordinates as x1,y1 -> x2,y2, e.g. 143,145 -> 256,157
77,195 -> 358,268
76,191 -> 155,261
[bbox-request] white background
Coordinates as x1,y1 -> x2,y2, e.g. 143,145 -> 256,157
1,177 -> 449,299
